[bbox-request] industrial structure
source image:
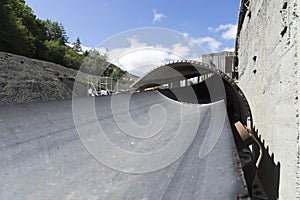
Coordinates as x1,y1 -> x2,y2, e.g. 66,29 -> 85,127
132,60 -> 279,199
87,76 -> 114,96
3,0 -> 298,199
2,59 -> 262,199
202,51 -> 235,79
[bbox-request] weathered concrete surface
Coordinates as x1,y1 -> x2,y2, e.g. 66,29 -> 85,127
0,91 -> 248,199
237,0 -> 300,199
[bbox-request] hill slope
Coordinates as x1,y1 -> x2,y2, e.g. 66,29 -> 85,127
0,52 -> 84,104
0,52 -> 139,104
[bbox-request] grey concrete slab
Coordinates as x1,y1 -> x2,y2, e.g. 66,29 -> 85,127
0,91 -> 248,199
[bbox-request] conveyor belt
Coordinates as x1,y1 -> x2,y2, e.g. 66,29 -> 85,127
0,91 -> 249,199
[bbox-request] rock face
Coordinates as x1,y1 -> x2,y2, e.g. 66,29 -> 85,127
236,0 -> 300,199
0,52 -> 85,104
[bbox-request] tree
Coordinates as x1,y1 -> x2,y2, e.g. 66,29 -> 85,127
72,37 -> 82,53
80,50 -> 110,75
44,19 -> 68,45
111,65 -> 126,80
0,1 -> 87,70
64,48 -> 84,69
80,49 -> 125,79
0,0 -> 37,57
44,40 -> 67,65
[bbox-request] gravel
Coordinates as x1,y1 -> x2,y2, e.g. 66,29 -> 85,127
0,52 -> 85,104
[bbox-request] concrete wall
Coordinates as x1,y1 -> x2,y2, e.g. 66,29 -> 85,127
237,0 -> 300,199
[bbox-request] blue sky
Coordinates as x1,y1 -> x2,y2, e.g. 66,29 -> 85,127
25,0 -> 240,75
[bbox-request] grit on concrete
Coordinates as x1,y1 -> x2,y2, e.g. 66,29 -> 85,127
0,91 -> 248,199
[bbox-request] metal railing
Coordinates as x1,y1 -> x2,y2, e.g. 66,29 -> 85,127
87,76 -> 114,96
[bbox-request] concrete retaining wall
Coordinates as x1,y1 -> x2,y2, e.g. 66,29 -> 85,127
237,0 -> 300,199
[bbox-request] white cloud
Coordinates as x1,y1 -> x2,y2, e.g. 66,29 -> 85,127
81,45 -> 93,52
101,37 -> 186,76
209,23 -> 237,40
171,43 -> 190,57
115,48 -> 172,75
221,25 -> 237,40
210,24 -> 233,32
89,35 -> 208,76
223,47 -> 235,52
208,27 -> 214,32
193,37 -> 221,53
152,9 -> 166,24
66,43 -> 93,54
182,32 -> 189,39
187,56 -> 202,62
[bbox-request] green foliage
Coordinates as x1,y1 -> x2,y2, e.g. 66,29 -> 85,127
44,40 -> 84,69
188,80 -> 194,86
81,50 -> 110,75
0,0 -> 38,57
111,65 -> 126,80
80,50 -> 125,79
0,0 -> 82,69
44,19 -> 68,45
64,48 -> 84,69
0,0 -> 125,76
72,37 -> 82,52
44,40 -> 67,64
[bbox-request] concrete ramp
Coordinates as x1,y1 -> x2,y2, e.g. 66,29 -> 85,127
0,91 -> 248,199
